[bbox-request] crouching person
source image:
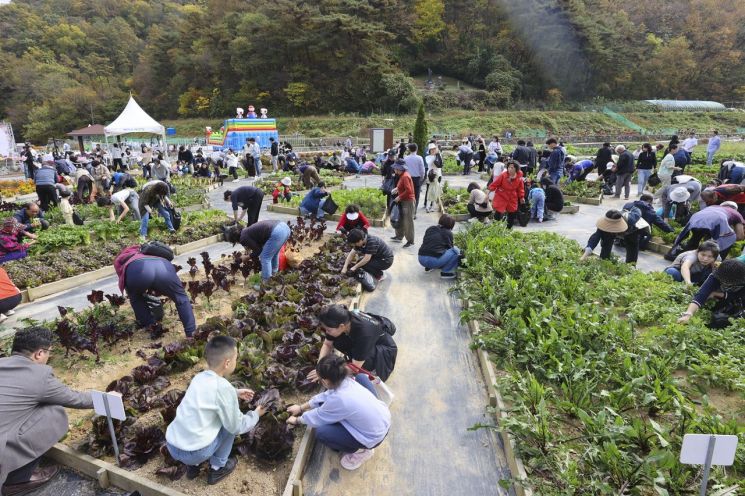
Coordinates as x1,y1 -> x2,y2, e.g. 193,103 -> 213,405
418,214 -> 461,279
287,355 -> 391,471
0,327 -> 94,494
166,336 -> 267,484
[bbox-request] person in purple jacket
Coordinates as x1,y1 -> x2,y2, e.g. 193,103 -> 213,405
285,355 -> 391,471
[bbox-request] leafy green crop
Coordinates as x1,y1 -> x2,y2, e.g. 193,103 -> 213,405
288,187 -> 387,218
456,223 -> 745,494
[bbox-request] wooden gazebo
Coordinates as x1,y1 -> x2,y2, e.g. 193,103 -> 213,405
66,124 -> 106,153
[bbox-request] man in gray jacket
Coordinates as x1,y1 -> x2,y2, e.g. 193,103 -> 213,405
0,327 -> 93,494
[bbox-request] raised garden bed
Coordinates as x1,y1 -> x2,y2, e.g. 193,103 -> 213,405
280,187 -> 388,221
456,223 -> 745,494
3,226 -> 361,496
5,210 -> 230,291
561,180 -> 604,205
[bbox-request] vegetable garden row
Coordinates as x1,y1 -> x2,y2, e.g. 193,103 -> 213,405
456,223 -> 744,494
1,220 -> 357,494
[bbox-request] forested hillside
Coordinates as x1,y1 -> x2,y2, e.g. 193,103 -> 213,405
1,0 -> 745,141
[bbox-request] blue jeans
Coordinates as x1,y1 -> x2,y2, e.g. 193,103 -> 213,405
253,156 -> 262,176
167,427 -> 234,468
139,202 -> 174,236
706,150 -> 716,166
665,267 -> 684,282
549,171 -> 562,185
259,222 -> 291,280
315,374 -> 378,453
418,247 -> 461,273
530,194 -> 545,221
299,198 -> 326,219
637,169 -> 652,195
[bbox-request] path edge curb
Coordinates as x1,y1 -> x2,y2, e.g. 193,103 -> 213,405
466,314 -> 533,496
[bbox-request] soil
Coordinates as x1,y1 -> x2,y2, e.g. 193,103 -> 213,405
50,238 -> 327,496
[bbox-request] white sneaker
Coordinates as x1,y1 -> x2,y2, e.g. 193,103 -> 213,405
0,314 -> 8,323
232,179 -> 240,183
5,310 -> 15,316
340,449 -> 374,470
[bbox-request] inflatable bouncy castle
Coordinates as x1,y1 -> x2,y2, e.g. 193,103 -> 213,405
206,118 -> 279,150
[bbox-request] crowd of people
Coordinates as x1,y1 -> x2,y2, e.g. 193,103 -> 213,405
1,128 -> 743,493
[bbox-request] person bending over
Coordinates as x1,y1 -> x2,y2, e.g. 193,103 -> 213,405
342,229 -> 394,281
286,355 -> 391,471
308,304 -> 397,383
678,259 -> 745,329
166,336 -> 266,484
228,220 -> 291,283
0,327 -> 94,493
114,245 -> 196,337
224,185 -> 264,226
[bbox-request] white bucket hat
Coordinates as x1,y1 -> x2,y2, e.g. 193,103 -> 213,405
280,177 -> 291,186
346,212 -> 359,220
669,187 -> 691,203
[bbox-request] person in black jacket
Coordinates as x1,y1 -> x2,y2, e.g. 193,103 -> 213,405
526,141 -> 538,175
624,194 -> 673,249
380,150 -> 398,210
613,145 -> 635,200
341,229 -> 394,281
595,143 -> 614,177
224,186 -> 264,226
540,177 -> 564,220
269,137 -> 279,172
417,214 -> 460,279
635,143 -> 657,196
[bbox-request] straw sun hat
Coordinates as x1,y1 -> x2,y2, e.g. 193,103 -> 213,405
596,209 -> 628,233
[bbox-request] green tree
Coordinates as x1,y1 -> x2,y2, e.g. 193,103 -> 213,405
412,102 -> 428,158
413,0 -> 446,43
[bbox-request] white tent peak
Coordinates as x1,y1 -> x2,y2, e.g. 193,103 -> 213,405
105,96 -> 165,137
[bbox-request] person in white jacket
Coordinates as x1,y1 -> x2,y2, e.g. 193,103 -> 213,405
286,354 -> 391,471
166,336 -> 266,485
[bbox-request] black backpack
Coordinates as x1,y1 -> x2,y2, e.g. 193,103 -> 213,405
366,312 -> 397,336
140,241 -> 174,261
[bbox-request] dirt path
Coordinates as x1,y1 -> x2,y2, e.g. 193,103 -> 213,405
301,210 -> 514,496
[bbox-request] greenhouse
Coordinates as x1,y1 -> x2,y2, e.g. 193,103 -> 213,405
643,100 -> 727,111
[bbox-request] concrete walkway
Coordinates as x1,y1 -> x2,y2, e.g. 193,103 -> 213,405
301,205 -> 514,496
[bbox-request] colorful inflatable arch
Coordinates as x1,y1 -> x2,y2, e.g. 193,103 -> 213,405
206,119 -> 279,150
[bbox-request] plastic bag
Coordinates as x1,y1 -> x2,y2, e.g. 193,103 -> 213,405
389,203 -> 401,229
354,269 -> 377,292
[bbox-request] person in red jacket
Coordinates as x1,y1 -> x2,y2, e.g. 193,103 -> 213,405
390,160 -> 416,247
488,161 -> 525,228
336,204 -> 371,237
0,267 -> 21,323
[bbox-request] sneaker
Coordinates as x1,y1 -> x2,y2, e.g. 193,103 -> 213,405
340,449 -> 375,470
207,457 -> 237,485
232,179 -> 240,183
403,241 -> 414,248
186,465 -> 201,480
440,272 -> 456,279
537,219 -> 543,223
5,310 -> 15,316
424,267 -> 432,272
0,314 -> 7,323
390,236 -> 403,242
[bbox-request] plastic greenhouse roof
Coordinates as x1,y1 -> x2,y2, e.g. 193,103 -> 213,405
643,100 -> 726,111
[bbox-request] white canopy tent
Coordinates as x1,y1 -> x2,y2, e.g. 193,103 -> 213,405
104,95 -> 166,150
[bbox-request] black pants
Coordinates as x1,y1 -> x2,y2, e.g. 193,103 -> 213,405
411,176 -> 422,209
229,166 -> 238,179
245,193 -> 264,226
590,229 -> 641,264
77,176 -> 93,202
36,184 -> 58,212
0,293 -> 22,315
6,457 -> 41,485
681,228 -> 711,252
494,211 -> 518,229
461,153 -> 474,175
113,158 -> 124,171
360,256 -> 394,279
467,204 -> 491,220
